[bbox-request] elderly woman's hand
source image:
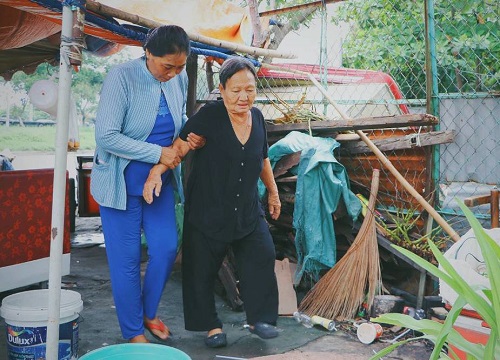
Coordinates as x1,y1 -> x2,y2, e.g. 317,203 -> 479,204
160,146 -> 181,169
143,165 -> 166,204
267,191 -> 281,220
186,132 -> 206,150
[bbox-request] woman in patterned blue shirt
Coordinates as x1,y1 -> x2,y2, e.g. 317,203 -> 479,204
91,25 -> 204,344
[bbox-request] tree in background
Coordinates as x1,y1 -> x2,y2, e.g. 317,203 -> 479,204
2,49 -> 132,125
332,0 -> 499,99
245,0 -> 320,63
72,52 -> 123,126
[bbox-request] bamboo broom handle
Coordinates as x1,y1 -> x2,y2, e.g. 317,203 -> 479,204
260,63 -> 461,242
309,75 -> 461,242
86,1 -> 297,59
355,130 -> 459,242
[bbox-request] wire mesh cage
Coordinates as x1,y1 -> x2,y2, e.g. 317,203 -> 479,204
193,0 -> 498,239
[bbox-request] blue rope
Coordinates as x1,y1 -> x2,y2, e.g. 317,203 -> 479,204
191,48 -> 261,67
30,0 -> 147,42
190,41 -> 234,54
29,0 -> 261,66
62,0 -> 84,8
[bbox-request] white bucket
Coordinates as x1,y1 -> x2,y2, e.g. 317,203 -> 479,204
0,289 -> 83,360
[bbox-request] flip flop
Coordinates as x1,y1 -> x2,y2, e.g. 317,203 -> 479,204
144,318 -> 171,342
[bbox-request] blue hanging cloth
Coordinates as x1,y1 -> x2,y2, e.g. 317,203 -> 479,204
259,131 -> 361,283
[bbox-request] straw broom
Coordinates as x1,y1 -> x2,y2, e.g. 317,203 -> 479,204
298,169 -> 382,320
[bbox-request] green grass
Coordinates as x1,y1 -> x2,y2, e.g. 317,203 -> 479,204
0,125 -> 96,151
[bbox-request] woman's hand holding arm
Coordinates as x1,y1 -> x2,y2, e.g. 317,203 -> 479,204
160,131 -> 204,168
260,158 -> 281,220
160,146 -> 181,169
186,132 -> 206,150
143,164 -> 168,204
150,134 -> 204,203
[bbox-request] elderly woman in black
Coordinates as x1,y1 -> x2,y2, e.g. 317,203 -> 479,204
143,57 -> 281,348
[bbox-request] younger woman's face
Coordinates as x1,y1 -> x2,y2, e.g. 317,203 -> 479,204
145,49 -> 187,82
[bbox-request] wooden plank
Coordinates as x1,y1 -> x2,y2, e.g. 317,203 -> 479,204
273,152 -> 301,177
279,193 -> 295,204
266,113 -> 438,135
340,130 -> 455,154
463,194 -> 492,207
218,258 -> 243,311
376,235 -> 437,282
464,189 -> 499,228
276,175 -> 298,183
492,190 -> 499,228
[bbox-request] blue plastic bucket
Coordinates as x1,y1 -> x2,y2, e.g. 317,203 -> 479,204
80,343 -> 192,360
0,289 -> 83,360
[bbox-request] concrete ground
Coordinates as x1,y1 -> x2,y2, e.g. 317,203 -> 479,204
1,150 -> 433,359
0,215 -> 433,360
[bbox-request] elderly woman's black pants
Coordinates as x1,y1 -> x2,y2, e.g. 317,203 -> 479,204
182,216 -> 279,331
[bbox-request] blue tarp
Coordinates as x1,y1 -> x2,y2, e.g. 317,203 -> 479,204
259,131 -> 361,283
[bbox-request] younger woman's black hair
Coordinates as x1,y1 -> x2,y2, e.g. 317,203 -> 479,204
142,25 -> 191,57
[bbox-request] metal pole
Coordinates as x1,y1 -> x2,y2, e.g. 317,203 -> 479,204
319,1 -> 329,116
424,0 -> 441,212
45,4 -> 74,359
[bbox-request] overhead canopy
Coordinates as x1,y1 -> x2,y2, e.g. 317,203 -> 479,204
101,0 -> 253,45
0,0 -> 253,79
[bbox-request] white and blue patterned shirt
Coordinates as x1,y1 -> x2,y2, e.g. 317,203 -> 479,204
90,57 -> 188,210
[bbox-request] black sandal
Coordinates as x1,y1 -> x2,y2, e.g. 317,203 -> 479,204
248,322 -> 279,339
204,332 -> 227,348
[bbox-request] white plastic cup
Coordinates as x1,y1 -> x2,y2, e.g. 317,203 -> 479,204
357,322 -> 383,344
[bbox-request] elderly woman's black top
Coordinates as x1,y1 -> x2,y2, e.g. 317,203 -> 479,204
179,100 -> 268,241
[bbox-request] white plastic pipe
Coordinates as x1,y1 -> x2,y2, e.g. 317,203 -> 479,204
45,5 -> 74,359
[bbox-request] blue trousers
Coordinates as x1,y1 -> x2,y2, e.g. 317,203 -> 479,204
99,182 -> 177,339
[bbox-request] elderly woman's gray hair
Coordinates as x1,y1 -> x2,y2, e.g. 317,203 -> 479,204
219,57 -> 257,88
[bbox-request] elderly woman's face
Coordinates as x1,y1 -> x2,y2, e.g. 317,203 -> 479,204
219,69 -> 257,116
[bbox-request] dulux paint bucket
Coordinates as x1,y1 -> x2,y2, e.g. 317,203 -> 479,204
0,289 -> 83,360
80,343 -> 192,360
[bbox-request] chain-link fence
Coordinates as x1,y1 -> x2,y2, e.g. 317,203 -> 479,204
194,1 -> 498,244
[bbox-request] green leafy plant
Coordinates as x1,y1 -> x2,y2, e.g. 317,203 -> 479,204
379,206 -> 447,262
369,200 -> 500,360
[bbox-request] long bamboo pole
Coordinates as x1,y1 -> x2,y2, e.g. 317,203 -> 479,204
85,1 -> 297,59
259,0 -> 344,17
260,63 -> 461,242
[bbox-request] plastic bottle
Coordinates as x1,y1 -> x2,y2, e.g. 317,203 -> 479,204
293,311 -> 314,328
